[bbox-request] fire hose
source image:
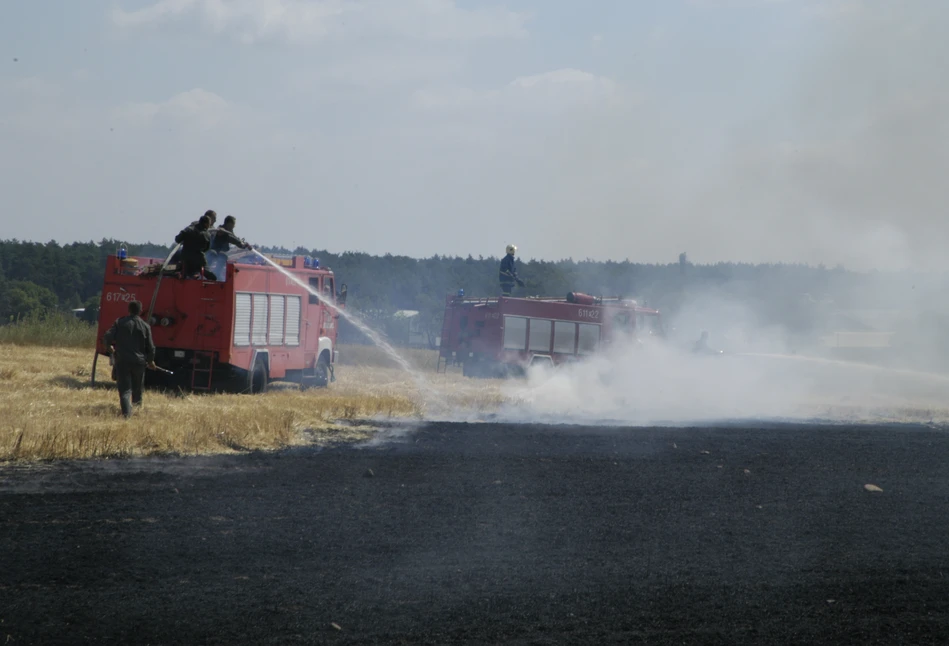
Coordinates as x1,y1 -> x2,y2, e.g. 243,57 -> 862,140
108,353 -> 174,380
146,243 -> 181,325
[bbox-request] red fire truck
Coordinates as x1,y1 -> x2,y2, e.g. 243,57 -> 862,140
438,292 -> 662,377
92,250 -> 344,393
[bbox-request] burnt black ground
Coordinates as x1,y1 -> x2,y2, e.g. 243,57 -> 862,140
2,422 -> 949,645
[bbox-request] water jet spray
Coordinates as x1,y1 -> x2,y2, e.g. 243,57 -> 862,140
250,250 -> 440,410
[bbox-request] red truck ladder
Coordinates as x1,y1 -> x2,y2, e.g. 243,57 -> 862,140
191,351 -> 215,391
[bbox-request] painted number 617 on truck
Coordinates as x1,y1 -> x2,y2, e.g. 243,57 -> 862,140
105,291 -> 137,303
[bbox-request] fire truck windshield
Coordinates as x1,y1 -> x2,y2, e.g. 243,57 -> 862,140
638,313 -> 662,335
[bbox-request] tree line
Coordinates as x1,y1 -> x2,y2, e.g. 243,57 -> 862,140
0,238 -> 929,347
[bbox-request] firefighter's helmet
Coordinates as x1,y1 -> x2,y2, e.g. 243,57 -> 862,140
506,244 -> 517,255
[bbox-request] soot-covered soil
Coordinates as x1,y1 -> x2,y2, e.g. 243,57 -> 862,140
2,422 -> 949,645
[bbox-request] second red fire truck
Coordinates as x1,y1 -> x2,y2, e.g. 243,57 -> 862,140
438,291 -> 662,377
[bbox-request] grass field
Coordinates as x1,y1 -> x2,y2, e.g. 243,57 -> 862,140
0,342 -> 504,462
0,312 -> 97,347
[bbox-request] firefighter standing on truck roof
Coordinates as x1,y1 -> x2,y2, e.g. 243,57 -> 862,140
210,215 -> 252,253
207,215 -> 253,280
103,300 -> 156,418
171,209 -> 216,265
499,244 -> 525,296
174,214 -> 216,280
195,209 -> 217,228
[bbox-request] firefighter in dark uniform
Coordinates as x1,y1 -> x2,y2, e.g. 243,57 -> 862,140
171,210 -> 215,270
499,244 -> 525,296
207,215 -> 253,280
210,215 -> 253,253
103,300 -> 156,418
174,214 -> 216,280
194,209 -> 217,229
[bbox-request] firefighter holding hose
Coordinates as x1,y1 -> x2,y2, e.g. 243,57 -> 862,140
207,215 -> 253,280
103,300 -> 156,418
210,215 -> 253,254
499,244 -> 525,296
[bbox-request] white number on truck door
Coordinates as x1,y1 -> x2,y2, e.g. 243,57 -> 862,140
106,291 -> 137,303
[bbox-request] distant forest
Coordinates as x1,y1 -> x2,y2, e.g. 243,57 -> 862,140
0,238 -> 938,348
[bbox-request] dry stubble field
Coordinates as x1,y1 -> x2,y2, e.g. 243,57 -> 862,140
0,343 -> 504,462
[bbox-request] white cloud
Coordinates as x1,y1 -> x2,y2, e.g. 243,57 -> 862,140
112,0 -> 529,44
313,51 -> 464,88
112,0 -> 346,43
362,0 -> 529,41
413,68 -> 620,113
111,89 -> 238,131
509,68 -> 617,99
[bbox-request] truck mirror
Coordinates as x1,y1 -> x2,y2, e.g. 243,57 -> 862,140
338,284 -> 348,305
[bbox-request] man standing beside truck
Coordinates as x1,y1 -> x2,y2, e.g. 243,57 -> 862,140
103,300 -> 156,418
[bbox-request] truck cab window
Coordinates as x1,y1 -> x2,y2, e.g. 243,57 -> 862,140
309,277 -> 320,305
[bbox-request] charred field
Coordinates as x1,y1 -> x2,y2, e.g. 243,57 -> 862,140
4,421 -> 949,645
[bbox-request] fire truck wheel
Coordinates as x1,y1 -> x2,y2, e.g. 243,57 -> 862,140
462,360 -> 479,378
250,358 -> 269,394
300,355 -> 331,390
314,355 -> 330,388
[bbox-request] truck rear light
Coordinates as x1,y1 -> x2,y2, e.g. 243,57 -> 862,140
149,316 -> 158,326
160,317 -> 173,327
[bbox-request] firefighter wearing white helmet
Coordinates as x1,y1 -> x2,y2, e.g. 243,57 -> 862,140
499,244 -> 525,296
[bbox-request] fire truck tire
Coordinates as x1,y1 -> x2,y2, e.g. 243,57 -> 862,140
462,359 -> 480,378
300,354 -> 331,390
314,354 -> 331,388
501,363 -> 526,378
250,358 -> 269,394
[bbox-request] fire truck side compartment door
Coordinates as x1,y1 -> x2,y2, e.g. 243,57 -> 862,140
251,294 -> 268,345
503,316 -> 527,350
286,295 -> 301,346
553,321 -> 576,354
268,295 -> 285,345
234,293 -> 251,346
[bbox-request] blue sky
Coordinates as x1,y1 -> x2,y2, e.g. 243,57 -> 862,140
2,1 -> 947,270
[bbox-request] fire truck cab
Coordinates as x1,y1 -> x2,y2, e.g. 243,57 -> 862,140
438,291 -> 662,378
93,249 -> 342,393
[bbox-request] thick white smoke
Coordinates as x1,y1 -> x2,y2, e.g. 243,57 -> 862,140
503,343 -> 949,425
491,292 -> 949,426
